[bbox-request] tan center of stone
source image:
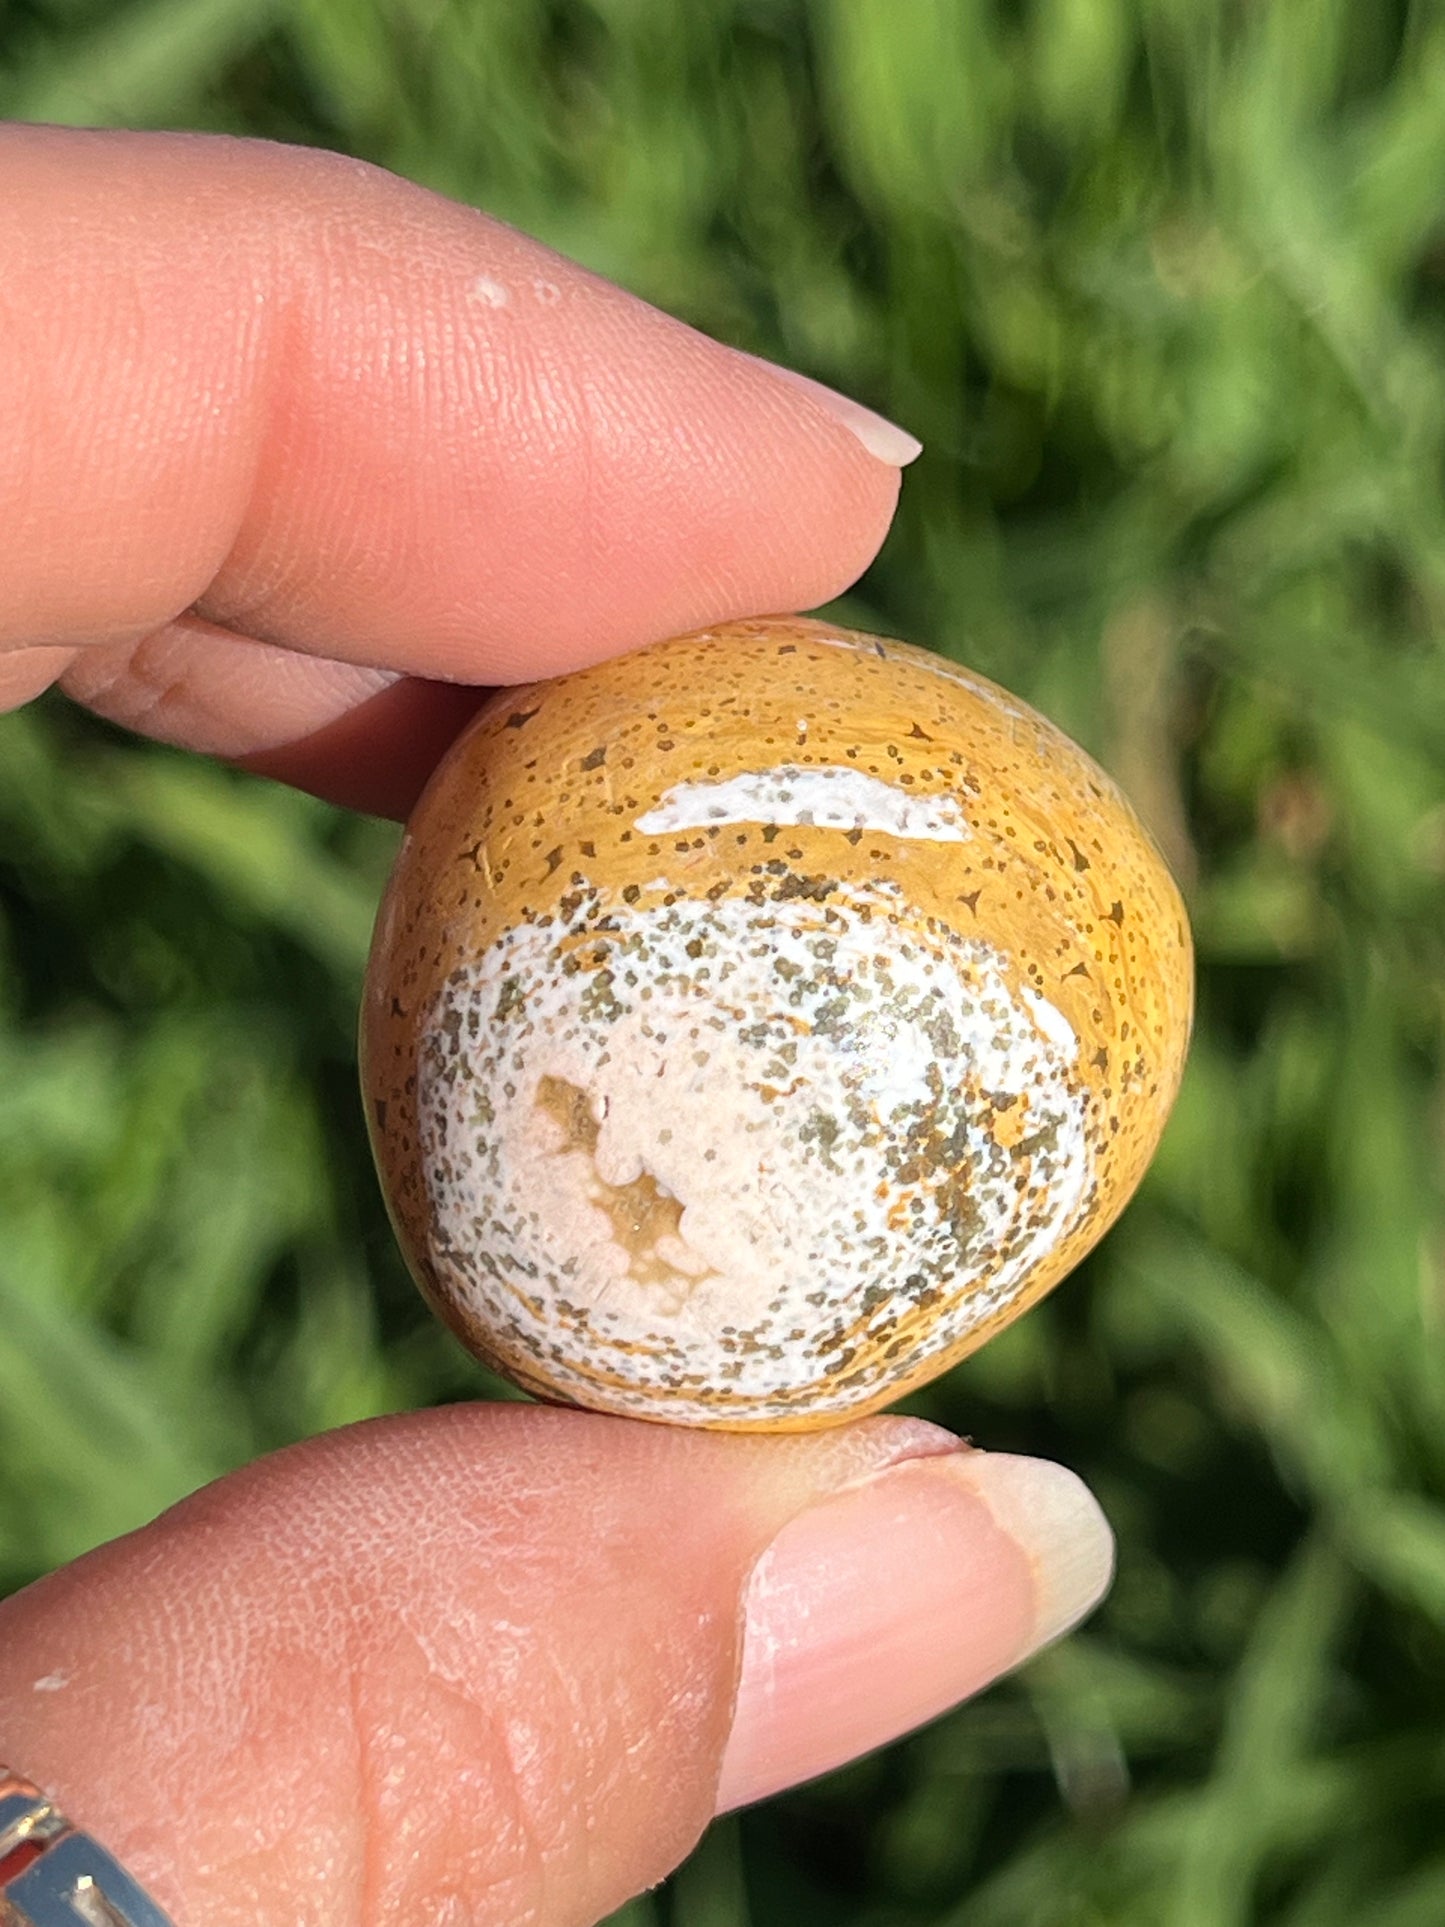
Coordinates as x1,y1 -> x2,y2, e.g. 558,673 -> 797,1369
535,1073 -> 710,1293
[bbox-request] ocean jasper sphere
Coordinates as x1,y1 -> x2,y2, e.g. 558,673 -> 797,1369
362,617 -> 1193,1429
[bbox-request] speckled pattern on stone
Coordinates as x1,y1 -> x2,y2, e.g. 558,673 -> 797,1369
361,617 -> 1194,1430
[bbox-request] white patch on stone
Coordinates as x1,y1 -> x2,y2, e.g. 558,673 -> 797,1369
415,880 -> 1093,1425
1020,983 -> 1078,1057
634,765 -> 970,842
916,654 -> 1027,719
799,628 -> 1029,721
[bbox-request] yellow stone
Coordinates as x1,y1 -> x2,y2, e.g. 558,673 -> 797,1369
361,617 -> 1193,1429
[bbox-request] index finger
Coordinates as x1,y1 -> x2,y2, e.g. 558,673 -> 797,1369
0,125 -> 914,807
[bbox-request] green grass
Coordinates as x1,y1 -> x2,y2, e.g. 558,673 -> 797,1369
3,1 -> 1445,1921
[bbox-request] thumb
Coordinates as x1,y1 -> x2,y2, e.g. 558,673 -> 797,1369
0,1406 -> 1111,1927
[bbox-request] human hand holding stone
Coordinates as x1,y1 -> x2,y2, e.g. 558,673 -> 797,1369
0,125 -> 1112,1927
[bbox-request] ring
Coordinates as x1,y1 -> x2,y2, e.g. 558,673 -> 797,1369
0,1768 -> 176,1926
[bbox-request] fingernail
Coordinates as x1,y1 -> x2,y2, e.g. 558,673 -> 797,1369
715,1452 -> 1113,1811
744,355 -> 924,467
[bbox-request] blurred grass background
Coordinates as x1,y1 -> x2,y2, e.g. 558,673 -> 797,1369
3,0 -> 1445,1921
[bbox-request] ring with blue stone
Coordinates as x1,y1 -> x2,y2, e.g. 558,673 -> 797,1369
0,1768 -> 176,1927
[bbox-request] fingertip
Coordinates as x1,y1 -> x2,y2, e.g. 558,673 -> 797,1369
0,1409 -> 968,1927
6,127 -> 916,787
957,1451 -> 1115,1649
735,353 -> 924,469
716,1450 -> 1113,1812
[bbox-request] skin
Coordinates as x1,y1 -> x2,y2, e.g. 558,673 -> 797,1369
0,124 -> 1117,1927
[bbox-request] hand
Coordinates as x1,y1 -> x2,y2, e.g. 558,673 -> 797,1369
0,124 -> 1112,1927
